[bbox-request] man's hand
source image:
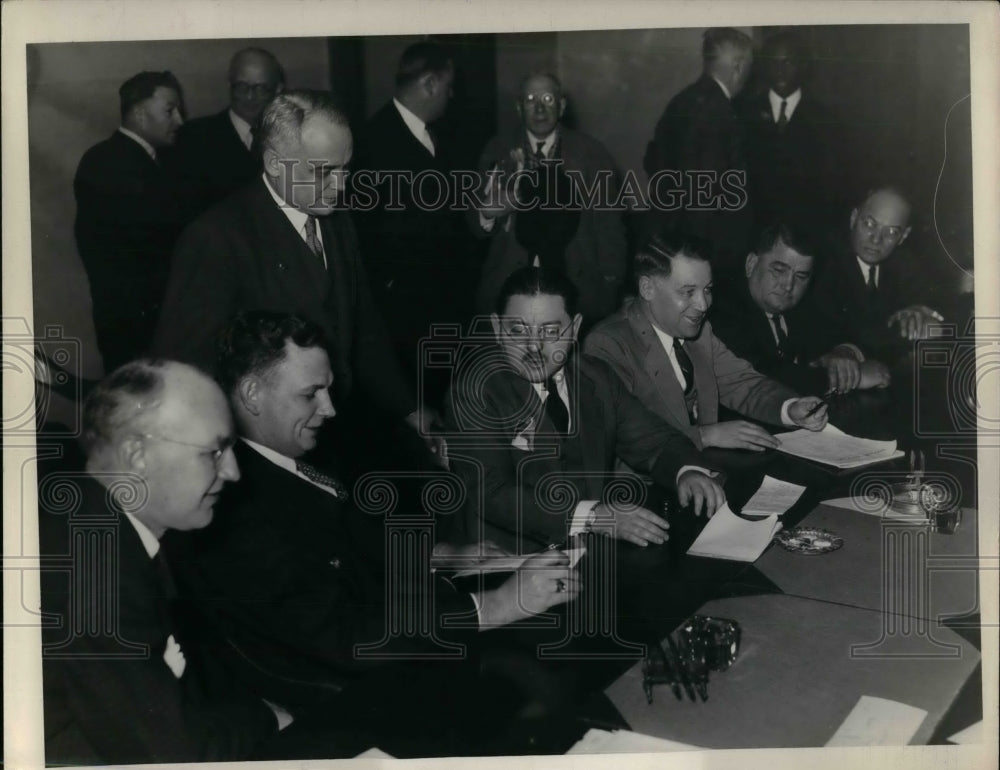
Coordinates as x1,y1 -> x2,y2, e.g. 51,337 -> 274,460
478,550 -> 580,629
858,360 -> 891,390
787,396 -> 829,431
594,502 -> 670,547
405,406 -> 448,468
699,420 -> 780,451
888,305 -> 943,341
677,470 -> 726,518
478,165 -> 518,221
812,353 -> 862,393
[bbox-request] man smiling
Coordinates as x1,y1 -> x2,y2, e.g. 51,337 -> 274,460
585,233 -> 828,452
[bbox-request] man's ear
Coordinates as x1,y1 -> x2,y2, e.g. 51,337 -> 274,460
898,226 -> 912,247
557,97 -> 567,121
421,72 -> 438,97
637,275 -> 656,301
262,147 -> 280,179
119,435 -> 147,474
745,252 -> 759,278
849,208 -> 859,229
490,312 -> 502,342
236,377 -> 262,416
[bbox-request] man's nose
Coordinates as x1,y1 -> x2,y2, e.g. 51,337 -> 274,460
692,292 -> 709,312
218,446 -> 241,482
316,389 -> 336,419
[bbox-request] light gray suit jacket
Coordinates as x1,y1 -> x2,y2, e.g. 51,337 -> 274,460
584,297 -> 797,449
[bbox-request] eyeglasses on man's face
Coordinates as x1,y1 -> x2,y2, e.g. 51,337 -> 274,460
231,81 -> 279,99
858,215 -> 904,243
141,433 -> 237,469
522,92 -> 559,108
500,321 -> 573,343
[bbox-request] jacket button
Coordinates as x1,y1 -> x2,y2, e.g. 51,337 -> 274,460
328,558 -> 341,569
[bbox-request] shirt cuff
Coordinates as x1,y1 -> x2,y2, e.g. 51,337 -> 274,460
780,398 -> 796,426
569,499 -> 599,536
478,211 -> 497,232
831,343 -> 865,362
676,466 -> 717,484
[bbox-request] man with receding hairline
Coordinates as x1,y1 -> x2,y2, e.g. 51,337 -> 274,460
170,47 -> 286,221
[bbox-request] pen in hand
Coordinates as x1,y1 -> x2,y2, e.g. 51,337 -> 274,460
804,389 -> 837,418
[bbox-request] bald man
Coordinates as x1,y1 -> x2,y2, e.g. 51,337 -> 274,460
38,360 -> 288,764
170,47 -> 285,222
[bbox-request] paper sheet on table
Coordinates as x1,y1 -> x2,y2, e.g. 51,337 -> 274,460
449,546 -> 586,577
741,475 -> 806,516
686,503 -> 781,562
825,695 -> 927,746
566,728 -> 702,754
353,747 -> 395,758
774,423 -> 904,469
947,720 -> 983,744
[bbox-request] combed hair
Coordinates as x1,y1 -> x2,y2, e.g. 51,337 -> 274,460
119,71 -> 182,122
753,221 -> 819,261
761,30 -> 805,62
258,89 -> 349,155
395,41 -> 453,89
227,46 -> 285,85
81,359 -> 169,457
495,267 -> 579,318
633,232 -> 711,279
216,311 -> 328,396
702,27 -> 753,63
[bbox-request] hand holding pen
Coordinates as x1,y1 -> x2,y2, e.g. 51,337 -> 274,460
787,392 -> 831,431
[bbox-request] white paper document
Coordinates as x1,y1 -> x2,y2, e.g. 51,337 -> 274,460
741,475 -> 806,516
566,728 -> 702,754
686,503 -> 781,562
774,423 -> 904,469
826,695 -> 928,746
446,546 -> 586,578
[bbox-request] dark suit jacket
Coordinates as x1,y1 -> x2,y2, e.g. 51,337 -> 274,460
584,297 -> 797,449
73,130 -> 184,371
471,128 -> 627,324
644,75 -> 753,274
740,89 -> 846,230
711,280 -> 842,395
166,441 -> 479,709
40,475 -> 276,765
152,179 -> 413,416
443,351 -> 706,554
168,109 -> 259,225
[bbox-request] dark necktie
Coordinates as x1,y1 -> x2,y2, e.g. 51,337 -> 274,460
544,376 -> 569,434
303,216 -> 324,263
770,314 -> 791,359
672,339 -> 695,396
295,459 -> 349,501
535,140 -> 546,162
776,99 -> 788,130
866,265 -> 878,292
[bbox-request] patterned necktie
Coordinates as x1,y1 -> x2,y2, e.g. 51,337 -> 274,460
295,459 -> 349,501
672,338 -> 695,395
303,216 -> 324,262
544,376 -> 569,434
776,99 -> 788,130
770,314 -> 791,359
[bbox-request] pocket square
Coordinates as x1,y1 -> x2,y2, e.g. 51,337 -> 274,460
163,634 -> 187,679
511,418 -> 536,451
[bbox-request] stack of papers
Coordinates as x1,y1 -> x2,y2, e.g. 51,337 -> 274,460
774,424 -> 904,469
566,728 -> 702,754
447,546 -> 586,578
686,503 -> 781,562
741,475 -> 806,516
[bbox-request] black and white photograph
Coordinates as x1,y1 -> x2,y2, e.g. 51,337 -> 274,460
3,1 -> 998,768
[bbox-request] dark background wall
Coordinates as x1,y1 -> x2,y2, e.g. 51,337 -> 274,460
28,24 -> 972,394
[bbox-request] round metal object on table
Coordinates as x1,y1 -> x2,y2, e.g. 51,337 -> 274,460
774,527 -> 844,555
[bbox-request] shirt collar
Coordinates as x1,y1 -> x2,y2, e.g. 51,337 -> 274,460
393,97 -> 428,137
122,510 -> 160,558
650,321 -> 678,351
228,108 -> 254,149
242,437 -> 298,476
261,172 -> 311,234
768,88 -> 802,120
526,129 -> 558,158
856,255 -> 879,285
118,127 -> 157,161
710,75 -> 732,100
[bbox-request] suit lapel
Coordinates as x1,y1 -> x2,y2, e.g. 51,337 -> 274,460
627,302 -> 692,429
685,333 -> 719,424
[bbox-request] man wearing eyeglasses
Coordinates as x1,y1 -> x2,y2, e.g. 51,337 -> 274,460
471,72 -> 627,327
813,186 -> 947,361
170,47 -> 285,223
444,267 -> 725,556
38,359 -> 294,764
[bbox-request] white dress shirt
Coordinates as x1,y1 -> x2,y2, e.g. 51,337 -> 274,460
118,127 -> 157,161
710,75 -> 732,101
122,509 -> 160,558
530,367 -> 572,432
242,438 -> 341,496
856,256 -> 879,288
262,173 -> 326,268
768,88 -> 802,123
393,98 -> 435,157
229,109 -> 254,150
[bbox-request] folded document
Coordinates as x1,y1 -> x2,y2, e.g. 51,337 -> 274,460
774,423 -> 903,469
686,503 -> 781,562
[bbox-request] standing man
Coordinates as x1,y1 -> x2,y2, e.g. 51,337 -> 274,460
471,73 -> 627,327
39,360 -> 285,764
352,42 -> 474,402
445,267 -> 725,555
712,222 -> 891,395
584,233 -> 828,452
643,28 -> 755,283
170,47 -> 285,223
152,90 -> 442,464
74,71 -> 185,372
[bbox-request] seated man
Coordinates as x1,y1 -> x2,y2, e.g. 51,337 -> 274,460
712,222 -> 891,395
813,185 -> 946,360
39,360 -> 285,764
584,233 -> 828,453
444,267 -> 725,556
167,311 -> 579,752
